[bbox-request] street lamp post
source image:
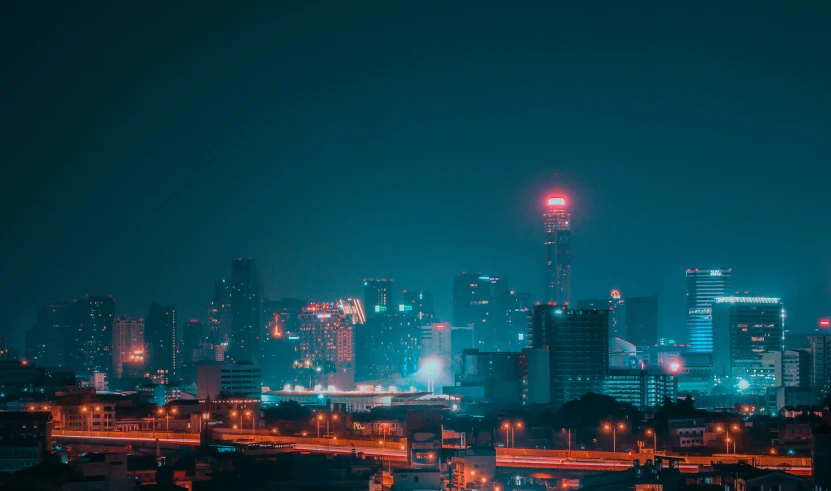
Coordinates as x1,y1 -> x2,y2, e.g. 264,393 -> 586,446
715,424 -> 740,454
244,409 -> 254,435
645,428 -> 657,451
603,422 -> 626,452
501,420 -> 523,448
80,406 -> 89,432
316,414 -> 324,439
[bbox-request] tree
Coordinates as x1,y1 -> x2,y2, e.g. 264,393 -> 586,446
557,393 -> 643,433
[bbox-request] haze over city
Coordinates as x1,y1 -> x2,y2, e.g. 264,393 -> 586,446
4,2 -> 831,347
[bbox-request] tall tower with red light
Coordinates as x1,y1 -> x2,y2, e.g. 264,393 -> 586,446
543,196 -> 571,305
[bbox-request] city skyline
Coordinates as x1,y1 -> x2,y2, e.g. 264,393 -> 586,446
4,2 -> 831,347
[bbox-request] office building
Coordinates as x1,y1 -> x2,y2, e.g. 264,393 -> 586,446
603,369 -> 677,410
355,312 -> 419,382
229,258 -> 263,364
543,195 -> 571,305
111,316 -> 145,379
578,290 -> 625,338
686,268 -> 731,352
712,296 -> 784,378
443,349 -> 525,409
146,302 -> 176,376
452,273 -> 508,351
207,279 -> 233,343
779,349 -> 811,388
70,295 -> 115,375
809,335 -> 831,403
364,278 -> 393,316
197,362 -> 262,400
532,306 -> 609,408
626,295 -> 659,347
401,290 -> 434,323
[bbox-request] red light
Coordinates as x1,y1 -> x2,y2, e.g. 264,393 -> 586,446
670,362 -> 680,372
820,319 -> 830,328
547,197 -> 566,206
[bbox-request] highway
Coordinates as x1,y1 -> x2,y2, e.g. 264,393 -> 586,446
52,431 -> 812,476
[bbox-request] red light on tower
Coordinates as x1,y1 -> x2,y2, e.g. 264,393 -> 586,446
820,319 -> 831,328
547,197 -> 566,206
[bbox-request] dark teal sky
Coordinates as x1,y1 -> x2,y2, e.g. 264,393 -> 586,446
2,2 -> 830,346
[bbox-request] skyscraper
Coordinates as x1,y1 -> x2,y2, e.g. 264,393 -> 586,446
686,268 -> 731,352
711,296 -> 784,379
626,295 -> 659,347
207,279 -> 233,344
532,306 -> 609,408
112,316 -> 145,379
364,279 -> 393,316
809,335 -> 831,403
229,258 -> 263,364
401,290 -> 434,323
146,302 -> 177,376
577,290 -> 625,338
297,302 -> 354,387
71,295 -> 115,375
453,273 -> 508,351
543,196 -> 571,305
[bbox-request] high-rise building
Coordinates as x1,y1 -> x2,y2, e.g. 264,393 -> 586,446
146,303 -> 176,376
625,295 -> 659,347
603,369 -> 677,410
543,196 -> 571,305
112,316 -> 145,379
577,290 -> 625,338
207,280 -> 233,344
229,258 -> 263,364
453,273 -> 508,351
532,306 -> 609,408
776,349 -> 811,388
506,291 -> 533,351
686,268 -> 731,352
24,325 -> 46,366
178,319 -> 205,383
355,311 -> 420,382
809,335 -> 831,403
364,279 -> 393,316
401,290 -> 434,323
298,302 -> 354,387
70,295 -> 115,375
40,303 -> 72,368
712,296 -> 784,379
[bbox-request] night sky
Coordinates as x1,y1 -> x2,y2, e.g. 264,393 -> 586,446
3,2 -> 830,347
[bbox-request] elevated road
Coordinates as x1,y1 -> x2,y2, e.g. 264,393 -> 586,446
52,430 -> 811,476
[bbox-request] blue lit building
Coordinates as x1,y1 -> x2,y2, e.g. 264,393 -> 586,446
686,268 -> 731,352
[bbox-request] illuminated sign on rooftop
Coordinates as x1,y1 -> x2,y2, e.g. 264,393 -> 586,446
715,297 -> 781,304
547,197 -> 566,206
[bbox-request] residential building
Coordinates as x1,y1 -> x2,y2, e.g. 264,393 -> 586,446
111,316 -> 145,379
70,295 -> 115,375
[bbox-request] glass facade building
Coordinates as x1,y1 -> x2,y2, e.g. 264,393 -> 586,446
533,306 -> 608,408
686,268 -> 731,352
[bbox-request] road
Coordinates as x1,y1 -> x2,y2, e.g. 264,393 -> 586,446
52,432 -> 811,476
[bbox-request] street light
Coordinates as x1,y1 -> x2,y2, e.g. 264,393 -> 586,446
602,422 -> 626,452
94,405 -> 107,432
80,406 -> 90,431
645,428 -> 657,451
501,420 -> 524,448
244,409 -> 255,435
715,423 -> 741,454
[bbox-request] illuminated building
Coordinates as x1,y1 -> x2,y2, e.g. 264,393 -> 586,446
578,290 -> 626,338
809,335 -> 831,403
355,312 -> 419,382
229,258 -> 263,364
298,302 -> 354,387
543,195 -> 571,305
711,296 -> 784,379
401,290 -> 434,323
452,273 -> 508,351
111,316 -> 145,379
262,298 -> 306,387
146,302 -> 176,376
533,306 -> 609,408
505,291 -> 532,351
364,278 -> 393,316
686,268 -> 731,352
603,369 -> 677,410
626,295 -> 659,347
70,295 -> 115,376
207,279 -> 233,343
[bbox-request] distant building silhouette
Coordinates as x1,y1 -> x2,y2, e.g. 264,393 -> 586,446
70,295 -> 115,376
364,279 -> 393,317
625,295 -> 659,348
146,302 -> 176,376
452,273 -> 508,351
533,305 -> 609,408
229,258 -> 263,364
